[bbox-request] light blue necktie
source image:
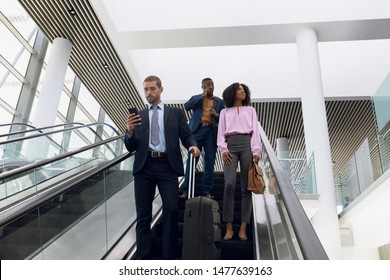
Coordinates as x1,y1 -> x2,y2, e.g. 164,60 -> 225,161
151,105 -> 160,146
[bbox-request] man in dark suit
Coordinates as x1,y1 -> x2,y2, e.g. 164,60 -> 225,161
125,75 -> 200,260
179,78 -> 225,199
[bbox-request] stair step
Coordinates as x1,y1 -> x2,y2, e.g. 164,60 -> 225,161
220,240 -> 254,260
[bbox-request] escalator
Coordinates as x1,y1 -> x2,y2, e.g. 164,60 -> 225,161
0,164 -> 132,259
0,123 -> 137,259
0,123 -> 328,260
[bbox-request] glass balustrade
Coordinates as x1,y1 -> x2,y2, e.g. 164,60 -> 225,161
0,125 -> 124,205
0,155 -> 136,260
257,151 -> 304,259
335,131 -> 390,213
275,152 -> 317,195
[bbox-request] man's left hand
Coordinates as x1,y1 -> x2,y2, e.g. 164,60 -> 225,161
210,108 -> 218,117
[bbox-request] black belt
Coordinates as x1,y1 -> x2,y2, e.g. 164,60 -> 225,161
148,151 -> 167,157
201,122 -> 211,127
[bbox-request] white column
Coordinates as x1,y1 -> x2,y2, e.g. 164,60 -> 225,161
296,28 -> 341,259
32,37 -> 72,128
28,38 -> 72,160
276,137 -> 291,182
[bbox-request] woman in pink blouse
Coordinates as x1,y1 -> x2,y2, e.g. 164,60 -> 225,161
217,82 -> 262,241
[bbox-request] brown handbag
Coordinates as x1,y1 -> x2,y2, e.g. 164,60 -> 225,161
247,161 -> 266,194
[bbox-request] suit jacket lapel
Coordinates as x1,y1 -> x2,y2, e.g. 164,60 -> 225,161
163,104 -> 170,127
143,106 -> 150,128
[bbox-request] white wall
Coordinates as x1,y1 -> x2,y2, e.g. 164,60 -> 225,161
338,169 -> 390,259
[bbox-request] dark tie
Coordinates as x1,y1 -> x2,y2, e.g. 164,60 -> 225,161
151,105 -> 160,146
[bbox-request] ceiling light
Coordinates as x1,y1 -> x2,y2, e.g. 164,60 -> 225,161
102,63 -> 109,69
68,8 -> 76,16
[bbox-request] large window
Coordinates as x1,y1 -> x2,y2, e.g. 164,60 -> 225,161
0,0 -> 118,135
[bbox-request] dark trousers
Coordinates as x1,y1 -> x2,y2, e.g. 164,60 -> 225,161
223,134 -> 253,223
182,125 -> 216,195
134,156 -> 179,260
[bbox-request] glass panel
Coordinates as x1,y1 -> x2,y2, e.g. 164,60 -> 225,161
1,128 -> 125,204
373,71 -> 390,134
74,106 -> 92,124
13,47 -> 31,77
37,173 -> 107,259
0,57 -> 8,78
106,159 -> 135,249
103,113 -> 120,136
58,90 -> 70,117
260,150 -> 304,260
78,84 -> 100,121
335,136 -> 390,213
1,0 -> 37,43
0,20 -> 32,75
0,169 -> 36,201
35,66 -> 45,93
43,43 -> 52,64
0,63 -> 23,109
278,151 -> 317,195
378,134 -> 390,173
64,67 -> 75,92
0,107 -> 14,127
0,209 -> 41,259
0,21 -> 31,74
1,124 -> 89,160
0,123 -> 77,145
27,29 -> 38,47
0,155 -> 135,259
29,92 -> 39,121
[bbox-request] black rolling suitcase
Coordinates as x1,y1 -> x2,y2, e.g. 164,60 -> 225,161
182,153 -> 221,260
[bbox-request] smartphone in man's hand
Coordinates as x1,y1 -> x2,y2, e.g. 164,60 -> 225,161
128,107 -> 141,126
128,107 -> 138,115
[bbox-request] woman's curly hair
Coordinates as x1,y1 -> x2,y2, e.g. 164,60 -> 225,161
222,82 -> 251,108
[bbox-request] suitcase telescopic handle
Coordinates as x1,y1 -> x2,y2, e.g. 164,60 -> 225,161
188,151 -> 196,199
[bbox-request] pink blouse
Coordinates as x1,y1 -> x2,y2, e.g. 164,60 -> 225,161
217,106 -> 262,155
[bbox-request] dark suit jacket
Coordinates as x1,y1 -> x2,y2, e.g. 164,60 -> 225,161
184,94 -> 225,143
124,104 -> 197,176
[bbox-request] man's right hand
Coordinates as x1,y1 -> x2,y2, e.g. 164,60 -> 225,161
126,113 -> 141,134
189,146 -> 201,158
202,88 -> 213,98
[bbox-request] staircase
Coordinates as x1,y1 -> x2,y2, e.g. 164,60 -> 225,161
150,171 -> 254,260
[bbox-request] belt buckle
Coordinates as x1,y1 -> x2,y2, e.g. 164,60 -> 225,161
151,151 -> 160,157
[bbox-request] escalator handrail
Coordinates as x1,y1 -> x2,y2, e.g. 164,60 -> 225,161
259,125 -> 328,260
0,122 -> 84,138
0,134 -> 125,182
0,122 -> 120,162
0,122 -> 36,129
0,151 -> 132,228
1,123 -> 85,160
0,122 -> 120,145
